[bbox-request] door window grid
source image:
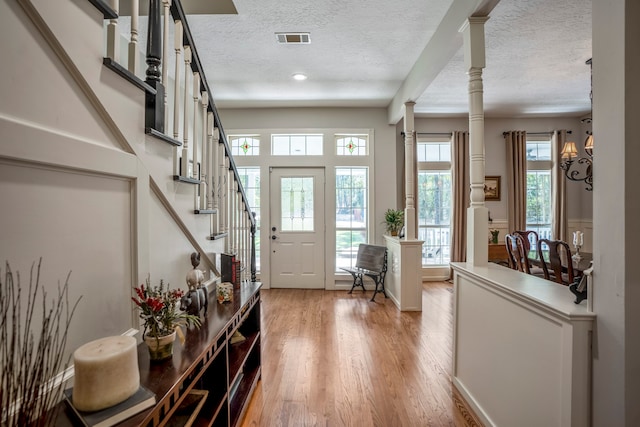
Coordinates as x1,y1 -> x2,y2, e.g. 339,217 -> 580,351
336,135 -> 368,156
417,140 -> 452,266
237,167 -> 261,271
272,134 -> 323,156
280,177 -> 314,231
229,136 -> 260,156
335,167 -> 368,271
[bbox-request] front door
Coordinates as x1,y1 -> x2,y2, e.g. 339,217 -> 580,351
269,167 -> 325,288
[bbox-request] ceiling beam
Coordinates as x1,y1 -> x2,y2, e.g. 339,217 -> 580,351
387,0 -> 501,125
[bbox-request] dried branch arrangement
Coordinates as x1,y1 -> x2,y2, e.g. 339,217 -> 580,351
1,259 -> 81,427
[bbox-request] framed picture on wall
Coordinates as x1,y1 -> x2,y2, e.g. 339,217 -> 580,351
484,176 -> 501,201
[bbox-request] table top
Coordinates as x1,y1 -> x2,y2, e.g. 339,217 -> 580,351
528,250 -> 593,274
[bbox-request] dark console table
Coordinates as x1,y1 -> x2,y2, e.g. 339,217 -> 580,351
57,282 -> 262,427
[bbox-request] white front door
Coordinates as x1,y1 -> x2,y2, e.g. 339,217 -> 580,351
269,167 -> 325,288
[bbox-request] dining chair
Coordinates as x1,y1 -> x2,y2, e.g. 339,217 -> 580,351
537,238 -> 576,285
505,233 -> 530,274
513,230 -> 544,276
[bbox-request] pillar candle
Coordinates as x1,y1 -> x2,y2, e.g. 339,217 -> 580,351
72,336 -> 140,412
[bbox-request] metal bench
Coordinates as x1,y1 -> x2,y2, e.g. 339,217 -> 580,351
340,243 -> 388,302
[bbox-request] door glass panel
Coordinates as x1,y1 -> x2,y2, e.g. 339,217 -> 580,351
280,177 -> 314,231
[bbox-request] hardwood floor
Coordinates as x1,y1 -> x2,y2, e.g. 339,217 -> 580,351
241,282 -> 479,427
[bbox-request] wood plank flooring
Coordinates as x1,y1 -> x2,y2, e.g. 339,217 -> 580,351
241,282 -> 478,427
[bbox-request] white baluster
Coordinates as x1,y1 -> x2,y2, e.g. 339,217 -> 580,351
162,0 -> 171,127
106,0 -> 120,60
192,72 -> 200,180
209,124 -> 218,211
128,0 -> 139,75
181,46 -> 192,178
201,97 -> 210,210
172,20 -> 182,175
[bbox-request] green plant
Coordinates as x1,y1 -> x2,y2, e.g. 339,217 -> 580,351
132,277 -> 201,339
383,208 -> 404,235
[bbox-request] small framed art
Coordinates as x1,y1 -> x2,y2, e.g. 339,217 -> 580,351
484,176 -> 501,201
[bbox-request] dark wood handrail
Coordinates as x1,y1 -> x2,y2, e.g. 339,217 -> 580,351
168,0 -> 255,229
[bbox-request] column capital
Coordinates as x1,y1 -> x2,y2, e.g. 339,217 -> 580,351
459,16 -> 489,71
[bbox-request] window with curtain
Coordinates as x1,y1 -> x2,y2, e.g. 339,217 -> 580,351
526,137 -> 552,241
237,167 -> 261,271
418,140 -> 451,265
335,167 -> 368,271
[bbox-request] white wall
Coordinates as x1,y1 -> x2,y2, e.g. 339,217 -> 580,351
592,1 -> 640,425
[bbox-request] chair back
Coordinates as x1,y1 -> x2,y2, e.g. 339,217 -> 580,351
537,239 -> 575,285
505,234 -> 530,274
513,230 -> 539,255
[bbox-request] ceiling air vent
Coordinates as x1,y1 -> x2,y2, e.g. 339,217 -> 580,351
275,32 -> 311,44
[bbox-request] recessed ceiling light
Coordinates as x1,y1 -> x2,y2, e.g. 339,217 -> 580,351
292,73 -> 307,81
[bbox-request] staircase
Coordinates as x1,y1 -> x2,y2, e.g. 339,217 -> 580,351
15,0 -> 256,282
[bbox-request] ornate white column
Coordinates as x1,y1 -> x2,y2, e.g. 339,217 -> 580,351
403,101 -> 416,240
460,17 -> 489,266
192,71 -> 200,180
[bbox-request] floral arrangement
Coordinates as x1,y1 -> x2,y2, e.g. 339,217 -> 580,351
132,277 -> 201,339
489,229 -> 500,244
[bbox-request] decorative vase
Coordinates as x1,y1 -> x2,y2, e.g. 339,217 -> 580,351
144,330 -> 176,361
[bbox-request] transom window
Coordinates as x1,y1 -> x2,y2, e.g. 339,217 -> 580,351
229,136 -> 260,156
272,134 -> 323,156
336,135 -> 368,156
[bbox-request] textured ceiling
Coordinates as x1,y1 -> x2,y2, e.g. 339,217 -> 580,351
168,0 -> 592,120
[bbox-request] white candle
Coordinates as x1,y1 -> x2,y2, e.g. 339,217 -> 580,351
72,336 -> 140,412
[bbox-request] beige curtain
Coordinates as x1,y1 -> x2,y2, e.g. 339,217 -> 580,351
450,131 -> 469,262
505,131 -> 527,232
552,130 -> 568,241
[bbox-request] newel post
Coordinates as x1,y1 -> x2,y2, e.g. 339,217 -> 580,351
250,212 -> 257,282
145,0 -> 165,132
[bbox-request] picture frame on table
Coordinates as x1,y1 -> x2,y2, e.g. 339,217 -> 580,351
484,176 -> 501,201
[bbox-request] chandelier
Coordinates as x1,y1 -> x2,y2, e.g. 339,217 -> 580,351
560,59 -> 593,191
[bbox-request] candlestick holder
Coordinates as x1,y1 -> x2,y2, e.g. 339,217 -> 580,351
572,244 -> 582,262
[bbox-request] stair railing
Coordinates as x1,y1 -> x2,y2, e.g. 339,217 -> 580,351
98,0 -> 256,282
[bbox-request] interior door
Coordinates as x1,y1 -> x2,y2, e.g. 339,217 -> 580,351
269,167 -> 325,288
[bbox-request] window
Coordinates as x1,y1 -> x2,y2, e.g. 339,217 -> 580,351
336,135 -> 368,156
280,176 -> 315,231
272,134 -> 323,156
237,167 -> 261,271
335,168 -> 368,271
417,140 -> 451,265
229,136 -> 260,156
526,138 -> 553,240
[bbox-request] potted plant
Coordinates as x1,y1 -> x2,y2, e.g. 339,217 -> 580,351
383,208 -> 404,236
132,277 -> 201,361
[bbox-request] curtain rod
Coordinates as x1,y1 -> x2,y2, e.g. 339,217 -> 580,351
502,130 -> 572,136
401,132 -> 452,137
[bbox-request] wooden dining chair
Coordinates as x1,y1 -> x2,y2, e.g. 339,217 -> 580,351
505,233 -> 530,274
513,230 -> 544,276
537,238 -> 576,285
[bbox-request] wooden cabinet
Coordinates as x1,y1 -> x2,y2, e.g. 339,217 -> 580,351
488,243 -> 508,263
57,282 -> 262,427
